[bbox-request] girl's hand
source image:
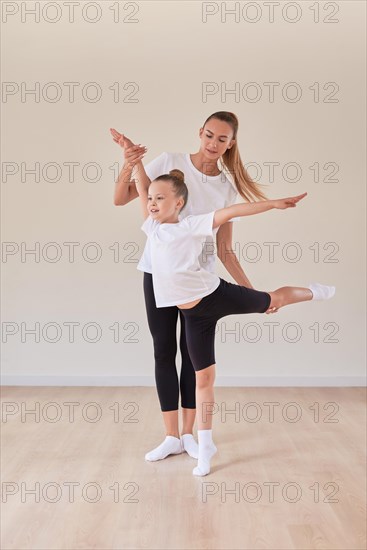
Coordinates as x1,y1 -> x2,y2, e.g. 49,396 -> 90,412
110,128 -> 134,149
272,192 -> 307,210
109,128 -> 147,169
265,306 -> 279,314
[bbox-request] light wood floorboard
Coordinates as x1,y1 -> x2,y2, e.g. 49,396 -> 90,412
1,387 -> 366,549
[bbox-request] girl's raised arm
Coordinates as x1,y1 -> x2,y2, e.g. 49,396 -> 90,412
212,193 -> 307,229
110,129 -> 150,206
134,173 -> 150,220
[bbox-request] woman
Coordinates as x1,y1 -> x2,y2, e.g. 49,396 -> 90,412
110,112 -> 276,462
134,169 -> 335,475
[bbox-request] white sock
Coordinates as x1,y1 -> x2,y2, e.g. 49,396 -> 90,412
308,282 -> 336,300
145,435 -> 183,461
181,433 -> 199,459
193,429 -> 217,476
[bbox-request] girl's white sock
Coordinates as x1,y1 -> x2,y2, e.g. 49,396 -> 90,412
145,435 -> 183,461
181,433 -> 199,459
308,282 -> 336,300
193,429 -> 217,476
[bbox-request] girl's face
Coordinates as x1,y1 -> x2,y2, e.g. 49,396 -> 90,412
199,119 -> 236,161
147,180 -> 184,223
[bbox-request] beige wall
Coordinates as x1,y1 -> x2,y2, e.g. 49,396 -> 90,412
2,1 -> 365,385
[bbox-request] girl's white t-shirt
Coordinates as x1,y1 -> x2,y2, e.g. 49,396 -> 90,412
137,152 -> 240,274
141,211 -> 221,308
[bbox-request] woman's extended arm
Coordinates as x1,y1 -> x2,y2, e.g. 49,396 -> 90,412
110,129 -> 151,206
213,193 -> 307,229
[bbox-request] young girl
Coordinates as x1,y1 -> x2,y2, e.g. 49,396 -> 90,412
136,169 -> 336,477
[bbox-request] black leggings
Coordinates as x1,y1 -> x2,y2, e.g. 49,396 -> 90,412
179,278 -> 271,371
143,272 -> 196,412
143,273 -> 271,410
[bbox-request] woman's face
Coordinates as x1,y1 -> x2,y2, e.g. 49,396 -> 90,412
147,180 -> 184,222
199,119 -> 236,160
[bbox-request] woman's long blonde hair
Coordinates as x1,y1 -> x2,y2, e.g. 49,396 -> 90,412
203,111 -> 268,201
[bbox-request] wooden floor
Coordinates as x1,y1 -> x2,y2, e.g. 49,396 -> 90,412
1,386 -> 366,549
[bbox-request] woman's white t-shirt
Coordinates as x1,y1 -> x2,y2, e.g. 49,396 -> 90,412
137,152 -> 240,275
141,211 -> 220,308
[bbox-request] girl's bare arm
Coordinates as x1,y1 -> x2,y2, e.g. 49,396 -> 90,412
134,173 -> 150,220
110,129 -> 151,205
213,193 -> 307,229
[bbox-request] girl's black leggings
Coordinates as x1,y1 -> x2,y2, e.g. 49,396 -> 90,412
143,272 -> 271,411
179,278 -> 271,372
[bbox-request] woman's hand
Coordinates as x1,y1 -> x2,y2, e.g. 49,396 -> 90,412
265,306 -> 279,314
272,192 -> 307,210
110,128 -> 147,169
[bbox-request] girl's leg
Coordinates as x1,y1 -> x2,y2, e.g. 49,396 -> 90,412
180,279 -> 336,472
267,282 -> 335,310
181,302 -> 220,476
194,365 -> 218,476
268,286 -> 313,310
195,364 -> 216,431
209,278 -> 335,319
143,273 -> 182,461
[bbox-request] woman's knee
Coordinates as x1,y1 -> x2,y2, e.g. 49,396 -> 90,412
195,364 -> 216,388
151,332 -> 177,362
154,348 -> 177,368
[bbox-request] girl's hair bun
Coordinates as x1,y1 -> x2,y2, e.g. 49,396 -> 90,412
169,169 -> 185,182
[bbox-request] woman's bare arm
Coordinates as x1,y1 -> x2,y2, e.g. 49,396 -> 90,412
216,220 -> 278,314
216,222 -> 254,288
